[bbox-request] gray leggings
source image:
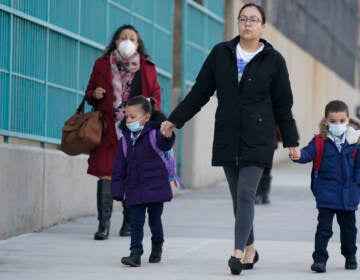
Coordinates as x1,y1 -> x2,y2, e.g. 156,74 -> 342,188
223,165 -> 264,251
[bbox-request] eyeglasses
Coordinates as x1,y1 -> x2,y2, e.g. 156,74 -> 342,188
237,16 -> 261,26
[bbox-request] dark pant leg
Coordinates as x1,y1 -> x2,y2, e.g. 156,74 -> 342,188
224,165 -> 263,251
336,210 -> 357,259
148,202 -> 164,245
130,204 -> 146,253
313,208 -> 335,263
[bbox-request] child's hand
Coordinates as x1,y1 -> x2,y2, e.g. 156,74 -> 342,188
289,147 -> 301,160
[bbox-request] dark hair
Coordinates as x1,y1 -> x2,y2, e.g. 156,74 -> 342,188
238,3 -> 266,24
126,95 -> 156,115
325,100 -> 349,117
102,24 -> 148,57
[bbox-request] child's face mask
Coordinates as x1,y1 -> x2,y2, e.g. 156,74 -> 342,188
326,111 -> 349,137
329,123 -> 347,137
126,119 -> 144,132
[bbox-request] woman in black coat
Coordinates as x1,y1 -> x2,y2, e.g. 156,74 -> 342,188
161,3 -> 300,275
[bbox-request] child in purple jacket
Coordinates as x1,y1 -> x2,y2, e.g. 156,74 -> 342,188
293,100 -> 360,273
111,96 -> 175,267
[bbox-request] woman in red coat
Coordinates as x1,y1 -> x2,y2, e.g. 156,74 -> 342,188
85,25 -> 161,240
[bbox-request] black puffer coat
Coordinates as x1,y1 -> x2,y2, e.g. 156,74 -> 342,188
168,36 -> 299,168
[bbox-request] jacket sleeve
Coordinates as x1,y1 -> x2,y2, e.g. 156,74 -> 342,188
168,47 -> 217,128
156,129 -> 175,151
355,146 -> 360,184
294,137 -> 316,164
148,66 -> 162,110
85,59 -> 100,107
111,143 -> 127,201
270,54 -> 299,147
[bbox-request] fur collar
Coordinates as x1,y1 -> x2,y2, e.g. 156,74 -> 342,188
319,118 -> 360,145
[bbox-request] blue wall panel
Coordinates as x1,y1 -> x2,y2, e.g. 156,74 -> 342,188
154,0 -> 173,28
79,44 -> 102,93
133,1 -> 153,19
10,76 -> 45,135
0,11 -> 10,71
108,5 -> 132,39
13,17 -> 46,80
80,0 -> 107,44
0,0 -> 11,6
13,0 -> 48,21
48,31 -> 78,88
0,73 -> 9,130
46,87 -> 77,138
50,0 -> 79,33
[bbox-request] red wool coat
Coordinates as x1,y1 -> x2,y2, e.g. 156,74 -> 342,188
85,54 -> 161,177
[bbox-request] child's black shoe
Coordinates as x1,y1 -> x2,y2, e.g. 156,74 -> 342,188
121,249 -> 142,267
228,256 -> 242,275
149,242 -> 163,263
345,257 -> 357,270
311,262 -> 326,273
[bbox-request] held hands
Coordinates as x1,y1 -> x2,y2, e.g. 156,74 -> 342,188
289,147 -> 301,161
161,120 -> 175,138
93,87 -> 106,100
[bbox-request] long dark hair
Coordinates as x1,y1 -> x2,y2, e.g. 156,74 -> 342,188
102,24 -> 148,57
239,3 -> 266,24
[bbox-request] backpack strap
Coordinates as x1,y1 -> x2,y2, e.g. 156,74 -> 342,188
149,129 -> 170,168
121,136 -> 128,158
313,134 -> 325,178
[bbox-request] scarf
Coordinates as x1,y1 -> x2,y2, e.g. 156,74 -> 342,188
110,50 -> 140,139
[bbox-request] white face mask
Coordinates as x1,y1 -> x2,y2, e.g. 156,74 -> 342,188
329,123 -> 347,137
118,40 -> 136,59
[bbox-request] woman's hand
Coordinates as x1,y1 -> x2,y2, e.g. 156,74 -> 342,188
289,147 -> 300,160
161,121 -> 175,138
93,87 -> 106,100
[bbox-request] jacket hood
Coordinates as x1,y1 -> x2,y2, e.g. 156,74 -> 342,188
319,118 -> 360,145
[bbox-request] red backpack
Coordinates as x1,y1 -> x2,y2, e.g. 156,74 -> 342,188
311,134 -> 357,188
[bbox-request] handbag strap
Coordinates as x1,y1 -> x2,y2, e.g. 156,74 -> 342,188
76,95 -> 87,114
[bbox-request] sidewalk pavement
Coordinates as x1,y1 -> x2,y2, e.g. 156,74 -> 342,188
0,163 -> 359,280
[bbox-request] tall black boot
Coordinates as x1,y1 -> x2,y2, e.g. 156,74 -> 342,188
94,179 -> 113,240
119,201 -> 131,237
261,173 -> 272,204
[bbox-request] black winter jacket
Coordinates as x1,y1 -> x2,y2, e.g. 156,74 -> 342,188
168,36 -> 299,168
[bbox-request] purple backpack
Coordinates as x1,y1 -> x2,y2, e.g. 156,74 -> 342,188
121,130 -> 186,188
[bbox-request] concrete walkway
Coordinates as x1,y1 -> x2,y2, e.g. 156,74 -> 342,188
0,163 -> 359,279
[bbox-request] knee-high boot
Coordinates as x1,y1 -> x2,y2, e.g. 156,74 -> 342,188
94,179 -> 113,240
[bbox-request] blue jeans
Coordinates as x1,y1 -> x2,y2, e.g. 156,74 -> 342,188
130,202 -> 164,253
313,208 -> 357,263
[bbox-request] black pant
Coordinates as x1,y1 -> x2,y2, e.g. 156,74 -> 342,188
313,208 -> 357,263
130,202 -> 164,253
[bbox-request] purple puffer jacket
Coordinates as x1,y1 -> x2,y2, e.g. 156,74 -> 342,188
111,121 -> 175,207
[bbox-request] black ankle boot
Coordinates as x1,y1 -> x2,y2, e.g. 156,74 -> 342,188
149,242 -> 163,263
345,257 -> 357,270
119,202 -> 131,237
94,179 -> 113,240
121,249 -> 142,267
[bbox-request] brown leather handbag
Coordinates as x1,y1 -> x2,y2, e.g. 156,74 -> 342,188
60,96 -> 105,156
